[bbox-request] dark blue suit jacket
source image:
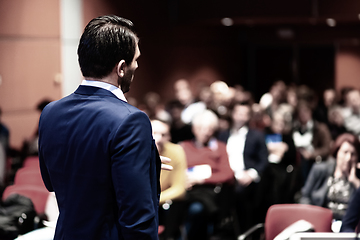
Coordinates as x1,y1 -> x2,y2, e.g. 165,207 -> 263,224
217,128 -> 268,175
38,85 -> 161,240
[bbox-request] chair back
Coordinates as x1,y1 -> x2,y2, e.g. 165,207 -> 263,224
14,168 -> 45,187
22,156 -> 40,169
265,204 -> 333,240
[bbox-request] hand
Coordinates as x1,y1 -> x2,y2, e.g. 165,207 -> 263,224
160,156 -> 173,171
237,171 -> 253,187
299,148 -> 313,160
185,175 -> 205,190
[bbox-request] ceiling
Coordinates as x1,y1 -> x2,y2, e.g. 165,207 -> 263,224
170,0 -> 360,27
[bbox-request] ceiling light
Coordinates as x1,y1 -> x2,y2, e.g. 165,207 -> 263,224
277,28 -> 294,39
221,18 -> 233,26
326,18 -> 336,27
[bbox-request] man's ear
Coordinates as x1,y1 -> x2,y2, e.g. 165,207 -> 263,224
116,60 -> 127,78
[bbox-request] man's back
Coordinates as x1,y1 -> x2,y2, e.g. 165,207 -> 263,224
39,86 -> 160,239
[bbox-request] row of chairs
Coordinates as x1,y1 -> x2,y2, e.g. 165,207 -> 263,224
3,157 -> 337,240
2,156 -> 49,215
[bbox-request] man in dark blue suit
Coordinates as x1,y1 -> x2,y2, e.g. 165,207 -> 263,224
38,15 -> 161,239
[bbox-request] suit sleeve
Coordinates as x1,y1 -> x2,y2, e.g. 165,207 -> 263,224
253,131 -> 269,175
341,187 -> 360,232
110,111 -> 159,240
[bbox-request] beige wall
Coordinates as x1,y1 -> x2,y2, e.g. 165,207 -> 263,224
335,45 -> 360,92
0,0 -> 61,149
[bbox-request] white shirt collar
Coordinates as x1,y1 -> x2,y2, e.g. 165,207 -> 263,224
231,126 -> 249,136
81,79 -> 127,102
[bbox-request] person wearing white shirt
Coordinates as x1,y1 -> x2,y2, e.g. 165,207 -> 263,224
217,102 -> 268,234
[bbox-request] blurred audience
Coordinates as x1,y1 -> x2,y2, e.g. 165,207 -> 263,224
327,105 -> 347,140
300,133 -> 360,224
314,88 -> 337,125
5,71 -> 360,239
151,118 -> 187,240
167,100 -> 194,144
292,100 -> 332,184
174,79 -> 206,125
141,92 -> 171,123
218,102 -> 269,234
180,110 -> 234,240
342,89 -> 360,138
262,110 -> 298,206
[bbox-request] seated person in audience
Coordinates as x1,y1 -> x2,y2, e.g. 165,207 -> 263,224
217,102 -> 269,233
342,89 -> 360,139
151,118 -> 187,240
166,100 -> 194,144
262,111 -> 298,205
327,105 -> 347,141
300,133 -> 360,225
180,110 -> 234,240
292,100 -> 332,184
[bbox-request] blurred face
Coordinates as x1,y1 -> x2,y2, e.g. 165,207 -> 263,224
192,122 -> 215,145
232,105 -> 251,129
271,115 -> 285,134
347,90 -> 360,111
336,141 -> 358,174
151,120 -> 170,153
297,106 -> 312,125
323,89 -> 336,107
119,43 -> 140,93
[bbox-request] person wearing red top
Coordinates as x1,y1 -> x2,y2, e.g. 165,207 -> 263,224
180,109 -> 234,240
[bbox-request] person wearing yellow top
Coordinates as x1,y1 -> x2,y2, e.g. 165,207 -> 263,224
151,118 -> 187,240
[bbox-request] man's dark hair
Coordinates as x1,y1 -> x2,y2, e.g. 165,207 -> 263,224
78,15 -> 138,79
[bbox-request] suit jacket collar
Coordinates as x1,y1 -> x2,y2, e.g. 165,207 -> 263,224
74,85 -> 126,102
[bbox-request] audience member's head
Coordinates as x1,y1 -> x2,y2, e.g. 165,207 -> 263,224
331,133 -> 360,173
286,85 -> 298,109
270,111 -> 286,134
340,86 -> 355,107
328,106 -> 345,127
231,102 -> 252,129
297,85 -> 317,109
192,110 -> 219,146
269,80 -> 286,104
151,118 -> 171,153
173,79 -> 193,106
167,100 -> 185,124
323,88 -> 337,107
295,100 -> 313,125
346,89 -> 360,113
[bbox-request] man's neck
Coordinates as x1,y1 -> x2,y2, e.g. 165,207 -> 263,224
85,76 -> 119,88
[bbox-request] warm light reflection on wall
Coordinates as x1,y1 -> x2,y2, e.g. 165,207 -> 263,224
336,47 -> 360,91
